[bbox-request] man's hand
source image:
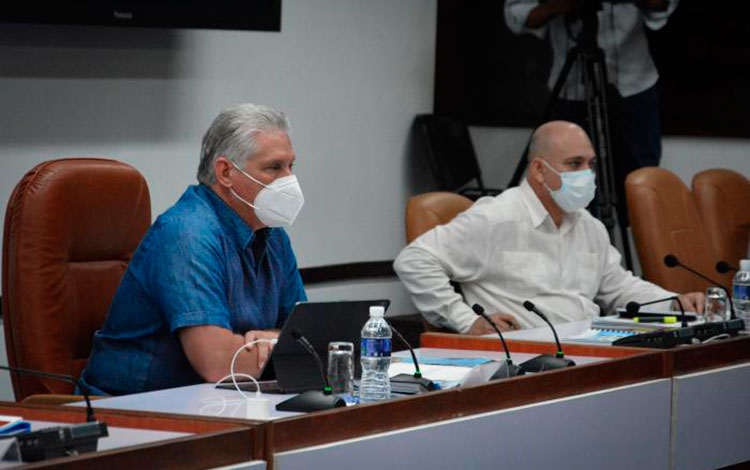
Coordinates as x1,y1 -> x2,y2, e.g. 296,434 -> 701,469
674,292 -> 706,314
466,313 -> 521,336
243,330 -> 280,372
179,325 -> 279,383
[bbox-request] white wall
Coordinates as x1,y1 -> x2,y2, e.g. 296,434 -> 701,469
0,0 -> 437,265
0,0 -> 437,400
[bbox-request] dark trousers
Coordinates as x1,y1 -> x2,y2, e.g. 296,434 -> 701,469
551,83 -> 662,227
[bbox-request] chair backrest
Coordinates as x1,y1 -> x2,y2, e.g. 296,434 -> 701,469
625,167 -> 718,293
414,114 -> 484,192
692,169 -> 750,271
2,158 -> 150,399
405,192 -> 474,244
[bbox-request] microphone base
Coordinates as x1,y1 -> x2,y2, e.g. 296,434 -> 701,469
390,373 -> 437,394
6,422 -> 108,463
490,362 -> 525,380
613,327 -> 696,348
275,390 -> 346,413
520,354 -> 575,373
693,319 -> 745,340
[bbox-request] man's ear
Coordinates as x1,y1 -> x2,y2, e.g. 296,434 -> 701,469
529,158 -> 546,184
214,156 -> 233,188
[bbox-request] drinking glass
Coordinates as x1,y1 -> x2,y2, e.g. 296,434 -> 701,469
327,341 -> 354,396
704,287 -> 728,323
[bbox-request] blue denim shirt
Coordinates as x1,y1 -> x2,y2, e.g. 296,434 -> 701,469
81,184 -> 306,395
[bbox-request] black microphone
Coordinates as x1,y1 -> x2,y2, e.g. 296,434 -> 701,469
291,329 -> 332,393
716,261 -> 739,274
0,365 -> 97,423
275,329 -> 345,412
471,304 -> 525,378
388,324 -> 436,393
519,301 -> 575,373
626,295 -> 688,328
663,254 -> 736,320
627,295 -> 744,344
0,364 -> 108,462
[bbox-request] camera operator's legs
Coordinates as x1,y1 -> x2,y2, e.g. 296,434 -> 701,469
613,84 -> 662,169
608,84 -> 662,228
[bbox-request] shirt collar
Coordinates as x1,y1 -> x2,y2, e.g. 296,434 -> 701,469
197,184 -> 261,250
519,179 -> 583,232
520,179 -> 549,229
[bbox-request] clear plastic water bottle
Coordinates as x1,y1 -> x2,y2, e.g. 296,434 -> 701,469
733,259 -> 750,334
359,305 -> 392,402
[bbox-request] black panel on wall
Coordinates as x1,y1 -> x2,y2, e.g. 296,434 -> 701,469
434,0 -> 551,128
0,1 -> 282,32
435,0 -> 750,138
648,2 -> 750,137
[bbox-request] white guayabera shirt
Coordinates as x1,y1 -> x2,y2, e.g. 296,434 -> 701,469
394,180 -> 674,333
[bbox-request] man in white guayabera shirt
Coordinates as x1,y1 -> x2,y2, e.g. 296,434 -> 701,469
394,121 -> 704,335
505,0 -> 679,229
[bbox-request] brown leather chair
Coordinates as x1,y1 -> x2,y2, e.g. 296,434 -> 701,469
404,192 -> 473,332
625,167 -> 716,294
405,192 -> 474,243
2,158 -> 150,400
692,169 -> 750,275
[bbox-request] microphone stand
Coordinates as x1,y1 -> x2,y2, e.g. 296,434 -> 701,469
664,254 -> 736,320
0,365 -> 108,462
614,297 -> 698,348
519,302 -> 575,373
471,304 -> 525,378
663,256 -> 746,336
275,330 -> 346,412
0,365 -> 96,422
626,296 -> 687,327
389,325 -> 436,393
673,297 -> 687,328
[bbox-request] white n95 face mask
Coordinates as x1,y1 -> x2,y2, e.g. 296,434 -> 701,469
229,162 -> 305,228
541,159 -> 596,213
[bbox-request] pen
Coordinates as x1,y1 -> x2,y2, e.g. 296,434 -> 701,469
634,316 -> 678,324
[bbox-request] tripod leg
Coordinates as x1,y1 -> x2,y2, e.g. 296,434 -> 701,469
580,49 -> 634,270
508,47 -> 583,188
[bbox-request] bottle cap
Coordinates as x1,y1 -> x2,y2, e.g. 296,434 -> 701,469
741,259 -> 750,271
369,306 -> 385,318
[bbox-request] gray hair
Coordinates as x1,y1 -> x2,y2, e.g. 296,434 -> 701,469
197,103 -> 291,185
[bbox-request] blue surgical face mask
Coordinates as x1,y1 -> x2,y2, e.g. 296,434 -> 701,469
541,159 -> 596,213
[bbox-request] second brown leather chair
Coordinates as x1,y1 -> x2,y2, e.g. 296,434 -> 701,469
692,169 -> 750,273
625,167 -> 718,294
2,158 -> 151,400
405,192 -> 474,243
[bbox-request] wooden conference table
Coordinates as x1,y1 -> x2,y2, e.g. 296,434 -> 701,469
0,401 -> 264,469
81,341 -> 671,470
13,331 -> 750,469
421,332 -> 750,470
